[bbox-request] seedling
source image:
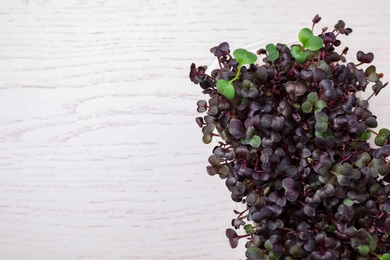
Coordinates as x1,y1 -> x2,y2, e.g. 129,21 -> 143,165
216,48 -> 257,99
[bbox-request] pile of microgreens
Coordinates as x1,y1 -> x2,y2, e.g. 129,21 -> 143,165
190,15 -> 389,260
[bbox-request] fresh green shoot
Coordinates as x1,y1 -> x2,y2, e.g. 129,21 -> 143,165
291,28 -> 324,63
357,245 -> 370,256
374,128 -> 390,146
302,92 -> 327,114
266,43 -> 279,61
216,48 -> 257,99
243,224 -> 255,235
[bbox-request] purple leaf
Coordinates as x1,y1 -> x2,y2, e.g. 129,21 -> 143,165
282,178 -> 299,201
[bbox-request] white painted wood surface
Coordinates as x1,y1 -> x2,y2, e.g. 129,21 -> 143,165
0,1 -> 389,259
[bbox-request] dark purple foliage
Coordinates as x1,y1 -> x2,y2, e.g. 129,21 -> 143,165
190,15 -> 390,259
357,50 -> 374,64
210,42 -> 230,57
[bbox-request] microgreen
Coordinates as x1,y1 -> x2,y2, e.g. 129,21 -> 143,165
233,48 -> 257,65
265,43 -> 279,62
290,28 -> 324,63
374,128 -> 390,146
216,79 -> 235,99
298,28 -> 323,51
216,48 -> 257,99
189,14 -> 390,259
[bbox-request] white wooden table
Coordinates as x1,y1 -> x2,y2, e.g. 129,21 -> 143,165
1,1 -> 389,259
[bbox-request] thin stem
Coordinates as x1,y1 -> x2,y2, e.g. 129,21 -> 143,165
339,151 -> 358,164
229,64 -> 243,84
366,91 -> 376,102
369,250 -> 381,259
237,234 -> 251,239
368,128 -> 379,136
237,207 -> 249,219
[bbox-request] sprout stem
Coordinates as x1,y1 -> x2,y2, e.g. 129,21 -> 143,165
366,91 -> 376,102
217,57 -> 222,70
237,208 -> 249,219
369,250 -> 380,259
339,151 -> 358,164
229,64 -> 243,84
368,128 -> 379,136
237,234 -> 251,239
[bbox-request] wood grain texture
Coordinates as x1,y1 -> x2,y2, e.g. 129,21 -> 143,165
0,0 -> 389,259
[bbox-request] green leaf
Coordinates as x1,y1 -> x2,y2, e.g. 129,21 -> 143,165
302,101 -> 313,113
357,244 -> 369,256
249,135 -> 261,148
305,36 -> 323,51
369,235 -> 377,251
288,245 -> 302,257
372,81 -> 381,92
365,65 -> 376,76
332,163 -> 352,176
332,163 -> 353,186
368,73 -> 380,82
244,224 -> 255,235
291,102 -> 301,109
202,134 -> 212,144
246,246 -> 269,260
357,131 -> 371,141
298,28 -> 313,46
314,100 -> 327,111
297,28 -> 323,51
307,92 -> 319,104
290,45 -> 308,63
381,253 -> 390,260
245,126 -> 256,137
326,224 -> 336,233
240,136 -> 251,145
315,122 -> 327,132
375,128 -> 390,146
238,99 -> 248,107
343,198 -> 354,206
315,129 -> 333,138
266,43 -> 279,61
290,45 -> 302,57
233,48 -> 257,65
356,152 -> 371,168
264,239 -> 273,250
375,135 -> 387,147
337,175 -> 352,186
295,51 -> 308,63
379,128 -> 390,136
269,252 -> 282,260
216,79 -> 235,99
370,183 -> 381,196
